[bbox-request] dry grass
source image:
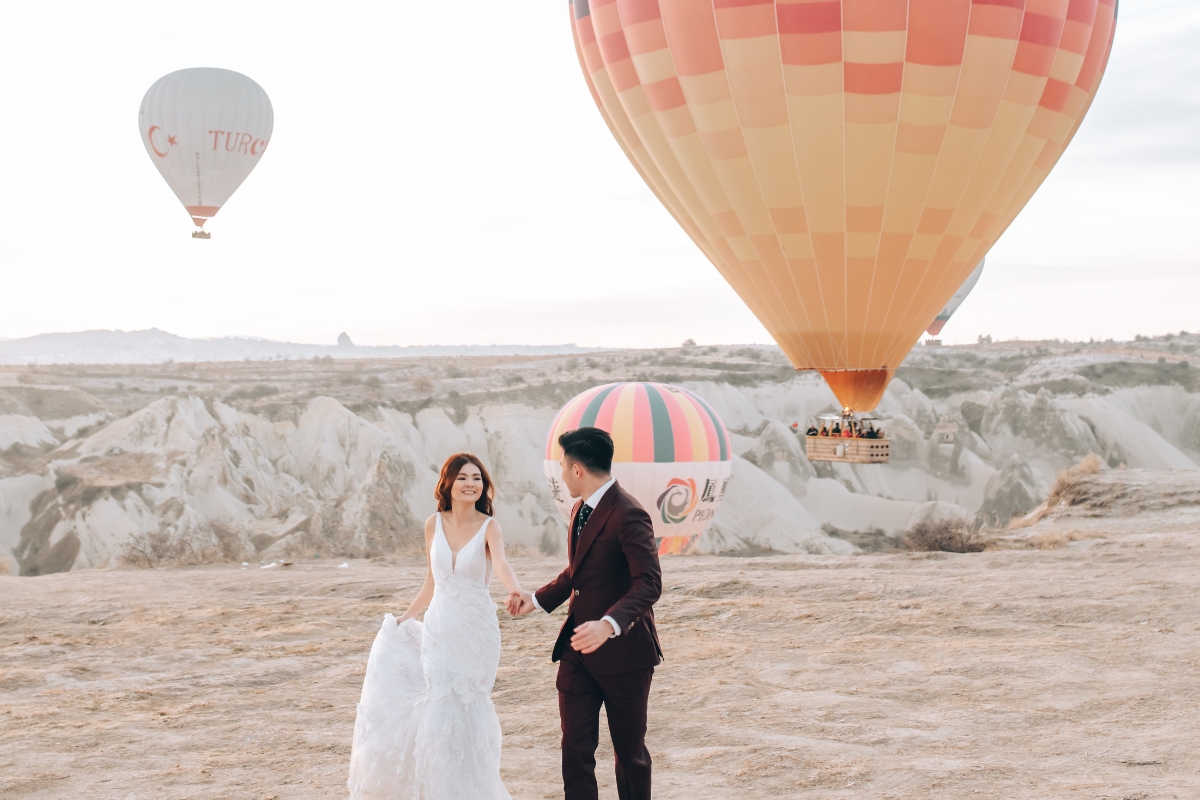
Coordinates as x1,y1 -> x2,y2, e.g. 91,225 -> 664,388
1010,454 -> 1106,529
901,519 -> 993,553
989,528 -> 1111,551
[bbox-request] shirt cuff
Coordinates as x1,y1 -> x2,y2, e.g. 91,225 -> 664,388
601,615 -> 621,637
532,593 -> 545,613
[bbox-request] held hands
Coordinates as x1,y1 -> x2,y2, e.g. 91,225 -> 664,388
505,590 -> 614,652
507,589 -> 536,616
570,619 -> 615,654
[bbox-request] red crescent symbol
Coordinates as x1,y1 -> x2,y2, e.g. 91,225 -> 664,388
148,126 -> 168,158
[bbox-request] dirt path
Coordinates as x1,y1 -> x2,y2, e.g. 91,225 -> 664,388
3,531 -> 1198,799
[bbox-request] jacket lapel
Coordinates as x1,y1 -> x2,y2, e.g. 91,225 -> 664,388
567,499 -> 583,567
572,481 -> 618,571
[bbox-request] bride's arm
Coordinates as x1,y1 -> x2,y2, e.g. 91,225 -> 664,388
397,515 -> 438,623
484,519 -> 523,595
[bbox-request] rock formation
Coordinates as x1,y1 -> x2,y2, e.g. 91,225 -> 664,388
3,334 -> 1199,573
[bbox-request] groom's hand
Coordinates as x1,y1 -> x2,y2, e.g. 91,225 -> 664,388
570,619 -> 615,654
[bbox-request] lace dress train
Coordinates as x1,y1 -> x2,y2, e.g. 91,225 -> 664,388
347,515 -> 511,800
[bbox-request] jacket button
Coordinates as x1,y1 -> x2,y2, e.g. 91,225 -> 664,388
573,589 -> 580,597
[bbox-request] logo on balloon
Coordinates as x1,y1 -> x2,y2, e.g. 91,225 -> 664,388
656,478 -> 697,525
208,130 -> 269,156
146,126 -> 178,158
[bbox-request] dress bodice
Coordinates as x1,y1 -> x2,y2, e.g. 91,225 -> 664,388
432,513 -> 492,588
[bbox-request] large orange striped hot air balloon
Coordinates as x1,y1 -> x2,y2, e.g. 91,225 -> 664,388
545,382 -> 732,554
570,0 -> 1116,411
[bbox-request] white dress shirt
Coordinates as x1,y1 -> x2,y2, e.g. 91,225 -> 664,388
533,477 -> 622,637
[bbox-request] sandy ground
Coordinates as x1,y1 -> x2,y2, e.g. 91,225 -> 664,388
3,526 -> 1199,800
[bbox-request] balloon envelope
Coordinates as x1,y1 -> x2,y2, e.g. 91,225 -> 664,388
139,68 -> 273,231
544,382 -> 732,554
570,0 -> 1116,410
927,258 -> 984,336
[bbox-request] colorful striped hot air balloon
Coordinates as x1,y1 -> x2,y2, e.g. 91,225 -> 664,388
927,258 -> 984,336
545,382 -> 732,554
569,0 -> 1117,411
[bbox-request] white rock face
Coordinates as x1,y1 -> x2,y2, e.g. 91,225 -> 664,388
0,475 -> 49,574
0,415 -> 59,451
3,364 -> 1200,574
696,456 -> 850,556
1062,390 -> 1200,471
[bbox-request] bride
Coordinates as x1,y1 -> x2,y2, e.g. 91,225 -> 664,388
348,453 -> 523,799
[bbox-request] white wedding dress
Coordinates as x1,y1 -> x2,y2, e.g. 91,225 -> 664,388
347,514 -> 511,799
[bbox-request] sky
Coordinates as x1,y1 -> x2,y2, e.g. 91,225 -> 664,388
0,1 -> 1196,349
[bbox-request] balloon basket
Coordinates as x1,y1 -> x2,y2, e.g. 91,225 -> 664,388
805,436 -> 889,464
802,412 -> 889,464
191,230 -> 211,239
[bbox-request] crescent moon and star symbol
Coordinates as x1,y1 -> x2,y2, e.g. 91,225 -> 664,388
147,126 -> 179,158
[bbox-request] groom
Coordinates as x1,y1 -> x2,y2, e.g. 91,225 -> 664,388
510,426 -> 663,800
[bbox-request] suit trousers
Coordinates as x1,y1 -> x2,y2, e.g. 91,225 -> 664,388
557,647 -> 654,800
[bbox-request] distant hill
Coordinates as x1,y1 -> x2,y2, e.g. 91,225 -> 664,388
0,329 -> 610,365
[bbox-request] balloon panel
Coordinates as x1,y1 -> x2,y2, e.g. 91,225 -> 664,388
569,0 -> 1116,410
543,460 -> 733,555
927,258 -> 985,336
545,381 -> 732,552
139,68 -> 273,225
545,382 -> 731,464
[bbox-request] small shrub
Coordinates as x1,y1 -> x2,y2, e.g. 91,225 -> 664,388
224,384 -> 280,402
902,519 -> 991,553
121,530 -> 221,568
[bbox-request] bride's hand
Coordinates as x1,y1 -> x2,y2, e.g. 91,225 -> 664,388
507,589 -> 535,616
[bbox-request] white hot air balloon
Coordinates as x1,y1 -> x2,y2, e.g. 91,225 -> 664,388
927,259 -> 985,337
139,68 -> 273,238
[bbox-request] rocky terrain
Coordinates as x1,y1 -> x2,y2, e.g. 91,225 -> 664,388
3,466 -> 1198,799
2,333 -> 1199,575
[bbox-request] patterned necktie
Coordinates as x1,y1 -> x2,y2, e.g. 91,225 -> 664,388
573,503 -> 593,549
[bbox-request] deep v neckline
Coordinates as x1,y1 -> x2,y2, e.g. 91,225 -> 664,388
439,514 -> 489,572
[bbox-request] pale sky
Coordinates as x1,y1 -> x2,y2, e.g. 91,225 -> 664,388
0,1 -> 1195,348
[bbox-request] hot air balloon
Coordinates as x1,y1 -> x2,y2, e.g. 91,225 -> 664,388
927,258 -> 984,336
544,382 -> 732,554
569,0 -> 1116,412
139,68 -> 273,238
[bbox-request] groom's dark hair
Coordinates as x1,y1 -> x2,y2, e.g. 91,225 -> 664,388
559,427 -> 613,475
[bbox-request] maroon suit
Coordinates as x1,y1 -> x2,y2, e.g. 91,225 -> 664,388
535,481 -> 662,800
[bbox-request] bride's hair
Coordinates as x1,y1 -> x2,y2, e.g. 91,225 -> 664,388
435,453 -> 495,516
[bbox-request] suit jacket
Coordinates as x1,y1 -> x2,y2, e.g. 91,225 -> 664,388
535,481 -> 663,676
